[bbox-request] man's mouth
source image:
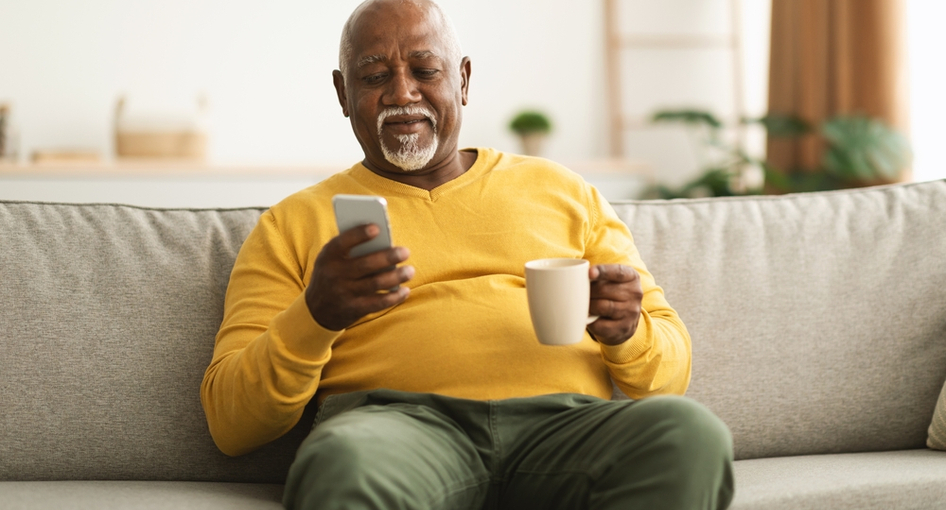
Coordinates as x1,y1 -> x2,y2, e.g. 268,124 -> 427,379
381,116 -> 431,135
384,116 -> 429,126
384,117 -> 430,125
377,107 -> 438,135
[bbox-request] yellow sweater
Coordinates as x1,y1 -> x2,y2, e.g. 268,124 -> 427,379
201,148 -> 691,456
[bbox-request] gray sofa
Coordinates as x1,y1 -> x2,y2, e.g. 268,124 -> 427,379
2,179 -> 946,509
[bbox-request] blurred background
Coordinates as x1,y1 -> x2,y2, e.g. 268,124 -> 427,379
0,0 -> 943,207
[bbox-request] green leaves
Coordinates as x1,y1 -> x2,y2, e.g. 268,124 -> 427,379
652,110 -> 723,129
644,108 -> 912,197
750,114 -> 812,137
509,111 -> 552,135
821,115 -> 913,181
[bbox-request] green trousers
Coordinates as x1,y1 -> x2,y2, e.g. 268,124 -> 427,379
284,389 -> 734,510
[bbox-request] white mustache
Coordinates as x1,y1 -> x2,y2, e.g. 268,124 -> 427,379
376,106 -> 437,133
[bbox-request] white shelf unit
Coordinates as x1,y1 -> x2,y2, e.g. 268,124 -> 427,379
603,0 -> 748,185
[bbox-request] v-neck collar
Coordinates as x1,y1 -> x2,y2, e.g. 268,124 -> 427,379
350,148 -> 489,202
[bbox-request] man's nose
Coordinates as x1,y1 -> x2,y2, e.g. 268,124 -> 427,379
383,71 -> 422,106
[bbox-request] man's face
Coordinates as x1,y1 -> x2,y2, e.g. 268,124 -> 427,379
334,1 -> 470,174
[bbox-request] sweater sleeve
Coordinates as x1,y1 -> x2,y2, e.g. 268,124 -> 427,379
583,186 -> 692,398
200,209 -> 341,456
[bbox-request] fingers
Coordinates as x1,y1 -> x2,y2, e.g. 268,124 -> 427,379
589,294 -> 640,323
589,264 -> 641,304
306,226 -> 414,331
589,263 -> 637,283
352,246 -> 411,279
307,260 -> 414,330
587,315 -> 639,346
350,264 -> 415,294
587,264 -> 643,345
342,283 -> 412,317
326,224 -> 381,259
326,224 -> 410,278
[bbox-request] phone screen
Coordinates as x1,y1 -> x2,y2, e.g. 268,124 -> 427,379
332,194 -> 393,258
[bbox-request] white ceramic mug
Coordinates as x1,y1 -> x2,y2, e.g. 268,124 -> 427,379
525,258 -> 599,346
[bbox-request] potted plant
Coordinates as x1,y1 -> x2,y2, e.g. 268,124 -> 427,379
509,110 -> 552,156
642,109 -> 912,198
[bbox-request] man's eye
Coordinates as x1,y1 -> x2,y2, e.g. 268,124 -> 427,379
363,73 -> 387,84
414,69 -> 438,78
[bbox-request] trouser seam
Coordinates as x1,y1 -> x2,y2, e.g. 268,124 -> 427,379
489,400 -> 502,480
506,469 -> 597,477
421,476 -> 491,508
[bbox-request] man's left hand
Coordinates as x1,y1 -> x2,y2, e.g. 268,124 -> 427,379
588,264 -> 643,346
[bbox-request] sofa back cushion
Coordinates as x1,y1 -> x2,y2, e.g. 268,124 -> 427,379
4,180 -> 946,480
0,201 -> 315,483
611,180 -> 946,460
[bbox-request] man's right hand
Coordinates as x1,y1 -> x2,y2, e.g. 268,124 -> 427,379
305,224 -> 414,331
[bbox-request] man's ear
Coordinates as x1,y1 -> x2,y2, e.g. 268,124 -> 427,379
332,70 -> 350,117
459,57 -> 471,106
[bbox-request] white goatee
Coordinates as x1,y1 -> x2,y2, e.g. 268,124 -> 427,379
376,106 -> 439,172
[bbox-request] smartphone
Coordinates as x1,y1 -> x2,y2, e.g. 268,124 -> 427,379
332,194 -> 393,258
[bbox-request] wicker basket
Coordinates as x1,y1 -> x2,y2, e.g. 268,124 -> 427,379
113,96 -> 207,160
115,131 -> 207,159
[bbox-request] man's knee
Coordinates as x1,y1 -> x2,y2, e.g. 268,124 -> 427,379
619,396 -> 734,508
284,415 -> 386,510
284,408 -> 488,510
295,419 -> 376,473
649,397 -> 730,450
625,396 -> 733,465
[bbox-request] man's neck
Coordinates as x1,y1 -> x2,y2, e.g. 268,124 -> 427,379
364,149 -> 477,191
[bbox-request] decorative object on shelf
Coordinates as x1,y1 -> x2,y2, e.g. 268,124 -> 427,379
509,110 -> 552,157
0,103 -> 7,159
641,108 -> 912,199
31,149 -> 102,164
114,95 -> 208,160
0,103 -> 16,163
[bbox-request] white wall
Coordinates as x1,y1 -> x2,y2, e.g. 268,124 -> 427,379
0,1 -> 774,174
907,0 -> 946,183
2,0 -> 940,196
0,0 -> 609,167
613,0 -> 771,187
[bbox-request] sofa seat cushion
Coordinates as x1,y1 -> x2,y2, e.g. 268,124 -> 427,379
732,449 -> 946,509
0,481 -> 283,509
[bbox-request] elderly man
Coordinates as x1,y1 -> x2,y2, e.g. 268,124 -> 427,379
201,1 -> 734,509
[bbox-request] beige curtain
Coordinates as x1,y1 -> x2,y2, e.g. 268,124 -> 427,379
767,0 -> 909,179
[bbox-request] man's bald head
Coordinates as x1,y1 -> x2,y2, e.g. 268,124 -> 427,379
338,0 -> 463,79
